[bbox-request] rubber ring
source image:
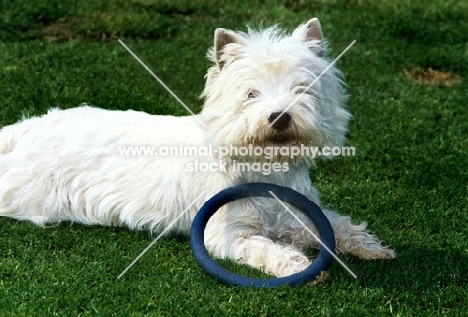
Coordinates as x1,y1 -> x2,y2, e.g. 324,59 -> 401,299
190,183 -> 335,288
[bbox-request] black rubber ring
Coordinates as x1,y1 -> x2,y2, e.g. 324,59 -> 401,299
190,183 -> 335,287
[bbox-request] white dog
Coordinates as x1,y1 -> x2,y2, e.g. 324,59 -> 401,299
0,18 -> 394,278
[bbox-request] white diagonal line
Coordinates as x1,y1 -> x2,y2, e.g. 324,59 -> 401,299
118,39 -> 207,128
269,191 -> 357,279
268,40 -> 356,128
117,191 -> 206,279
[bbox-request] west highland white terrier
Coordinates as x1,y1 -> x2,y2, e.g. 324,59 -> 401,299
0,18 -> 394,278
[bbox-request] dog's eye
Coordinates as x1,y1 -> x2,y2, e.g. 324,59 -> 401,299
247,91 -> 259,99
295,85 -> 311,95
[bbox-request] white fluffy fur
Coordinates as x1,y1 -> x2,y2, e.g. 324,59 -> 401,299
0,19 -> 394,278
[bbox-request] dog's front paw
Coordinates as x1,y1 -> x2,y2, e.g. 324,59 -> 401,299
336,227 -> 396,260
224,236 -> 312,277
328,215 -> 395,260
352,242 -> 396,260
272,248 -> 311,277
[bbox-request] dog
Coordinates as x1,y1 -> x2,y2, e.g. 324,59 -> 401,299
0,18 -> 394,278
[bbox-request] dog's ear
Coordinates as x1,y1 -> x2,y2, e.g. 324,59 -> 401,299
304,18 -> 323,43
214,28 -> 239,70
295,18 -> 324,57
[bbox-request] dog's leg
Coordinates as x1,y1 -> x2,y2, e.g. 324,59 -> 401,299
233,235 -> 312,277
273,208 -> 395,259
322,210 -> 395,259
204,208 -> 311,277
208,233 -> 311,277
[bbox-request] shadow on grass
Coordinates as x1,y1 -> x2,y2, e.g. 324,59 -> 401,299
353,246 -> 468,291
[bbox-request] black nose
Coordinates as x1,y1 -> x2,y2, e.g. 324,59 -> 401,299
268,111 -> 291,130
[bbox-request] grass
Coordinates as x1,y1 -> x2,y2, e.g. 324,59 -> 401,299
1,0 -> 467,315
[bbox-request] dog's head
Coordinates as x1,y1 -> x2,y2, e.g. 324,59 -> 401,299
201,19 -> 351,164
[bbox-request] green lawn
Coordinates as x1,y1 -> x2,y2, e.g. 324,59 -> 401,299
1,0 -> 467,315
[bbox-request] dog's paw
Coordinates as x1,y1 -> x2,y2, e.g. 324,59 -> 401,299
272,250 -> 311,277
337,231 -> 396,260
237,237 -> 312,277
329,216 -> 395,260
353,244 -> 396,260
